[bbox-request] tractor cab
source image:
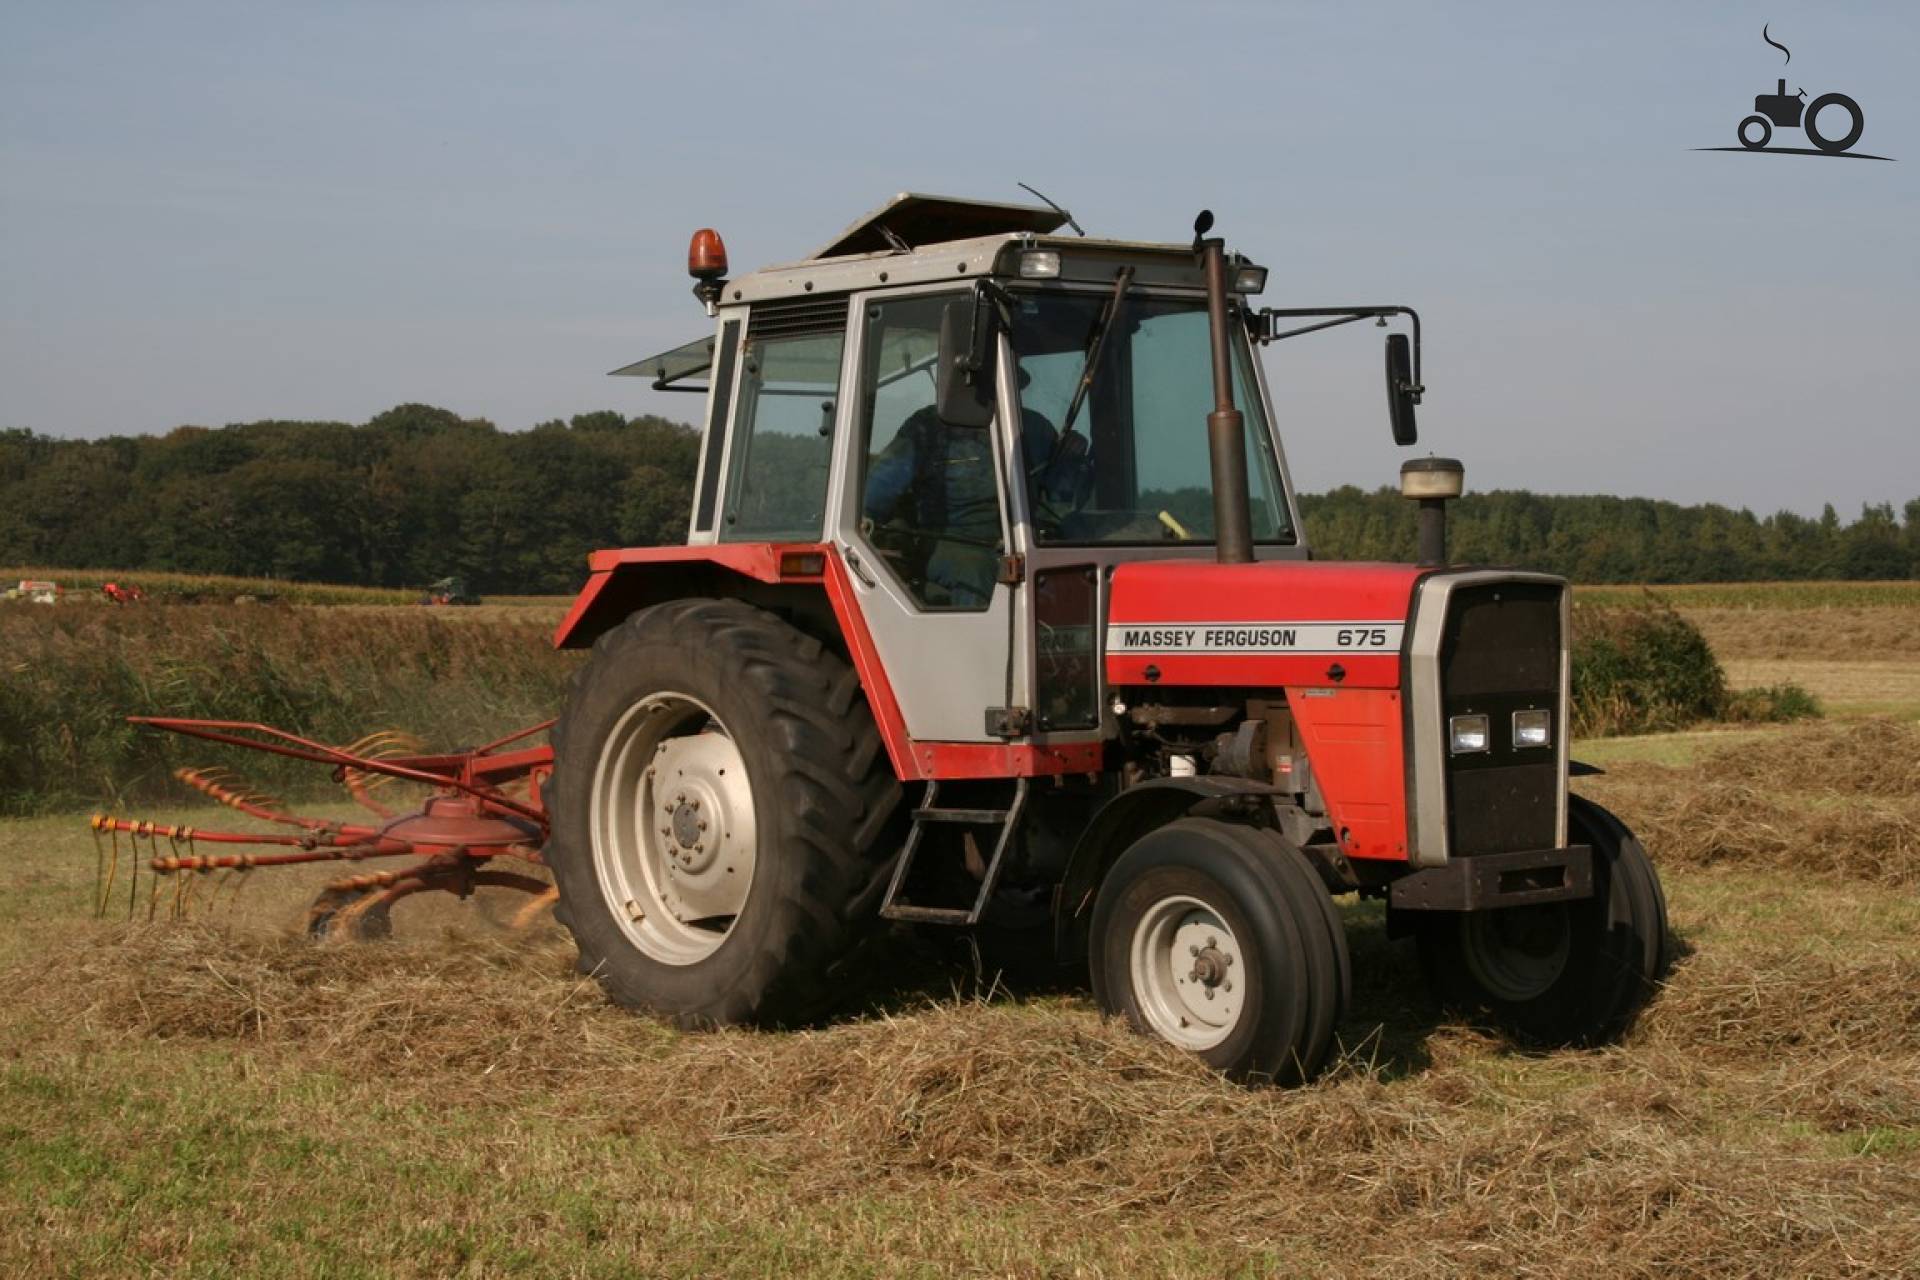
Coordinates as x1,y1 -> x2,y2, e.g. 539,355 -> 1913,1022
595,194 -> 1405,752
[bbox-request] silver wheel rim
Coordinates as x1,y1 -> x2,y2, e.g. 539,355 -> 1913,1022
1128,894 -> 1245,1051
589,691 -> 756,965
1462,904 -> 1570,1002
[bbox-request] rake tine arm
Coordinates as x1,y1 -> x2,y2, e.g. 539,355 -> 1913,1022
174,767 -> 363,833
129,717 -> 546,823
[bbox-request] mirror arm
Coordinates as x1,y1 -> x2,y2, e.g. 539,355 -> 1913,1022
1255,305 -> 1423,402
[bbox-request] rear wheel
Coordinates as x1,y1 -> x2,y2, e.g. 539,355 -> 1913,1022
1089,819 -> 1349,1083
1804,93 -> 1863,153
545,599 -> 901,1028
1416,795 -> 1668,1045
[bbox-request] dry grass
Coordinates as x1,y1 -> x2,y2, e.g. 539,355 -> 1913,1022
1687,606 -> 1920,662
1580,718 -> 1920,887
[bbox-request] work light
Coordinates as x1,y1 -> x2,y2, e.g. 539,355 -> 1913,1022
1019,250 -> 1062,278
1448,714 -> 1490,755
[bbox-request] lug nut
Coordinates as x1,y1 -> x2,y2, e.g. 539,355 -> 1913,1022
1189,944 -> 1200,956
1205,989 -> 1216,1000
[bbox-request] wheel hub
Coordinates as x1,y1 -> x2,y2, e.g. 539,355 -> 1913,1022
648,734 -> 749,912
590,692 -> 758,966
1129,897 -> 1245,1051
1462,903 -> 1571,1003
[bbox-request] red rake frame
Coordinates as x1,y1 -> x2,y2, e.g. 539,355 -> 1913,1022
91,717 -> 559,938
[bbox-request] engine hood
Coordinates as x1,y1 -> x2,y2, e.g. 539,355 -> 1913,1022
1104,560 -> 1424,689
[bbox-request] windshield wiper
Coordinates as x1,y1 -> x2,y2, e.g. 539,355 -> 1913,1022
1059,266 -> 1133,436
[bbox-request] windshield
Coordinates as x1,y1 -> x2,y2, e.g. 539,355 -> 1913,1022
1009,292 -> 1293,546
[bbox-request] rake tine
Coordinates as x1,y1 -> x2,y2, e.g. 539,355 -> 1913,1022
201,868 -> 225,916
127,829 -> 140,920
510,886 -> 560,931
147,866 -> 163,923
91,823 -> 106,918
98,822 -> 121,918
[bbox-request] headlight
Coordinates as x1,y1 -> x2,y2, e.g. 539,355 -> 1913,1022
1448,713 -> 1489,755
1232,264 -> 1268,294
1512,709 -> 1552,749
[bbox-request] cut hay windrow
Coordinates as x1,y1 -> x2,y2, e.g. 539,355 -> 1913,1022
1581,718 -> 1920,887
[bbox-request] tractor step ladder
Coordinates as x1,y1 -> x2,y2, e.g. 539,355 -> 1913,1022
879,778 -> 1029,926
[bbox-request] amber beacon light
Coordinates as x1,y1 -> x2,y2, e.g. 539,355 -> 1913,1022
688,228 -> 728,314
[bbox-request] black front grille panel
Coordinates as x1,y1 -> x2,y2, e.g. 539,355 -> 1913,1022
1440,582 -> 1562,856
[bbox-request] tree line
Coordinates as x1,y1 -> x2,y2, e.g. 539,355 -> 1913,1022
1,405 -> 1914,592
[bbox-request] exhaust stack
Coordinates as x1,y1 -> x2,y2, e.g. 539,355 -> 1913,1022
1196,212 -> 1255,565
1401,457 -> 1465,567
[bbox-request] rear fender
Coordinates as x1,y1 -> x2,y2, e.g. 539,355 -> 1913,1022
553,543 -> 833,650
1052,776 -> 1283,963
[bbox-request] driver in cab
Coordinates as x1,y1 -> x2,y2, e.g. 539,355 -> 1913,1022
863,375 -> 1086,608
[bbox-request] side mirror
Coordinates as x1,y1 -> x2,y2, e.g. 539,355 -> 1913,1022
936,298 -> 995,429
1385,332 -> 1419,446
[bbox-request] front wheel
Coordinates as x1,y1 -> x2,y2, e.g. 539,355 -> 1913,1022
1416,795 -> 1669,1046
1089,819 -> 1349,1084
1737,114 -> 1772,149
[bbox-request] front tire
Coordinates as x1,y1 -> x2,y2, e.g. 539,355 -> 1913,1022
1416,795 -> 1669,1046
545,599 -> 901,1028
1089,819 -> 1349,1084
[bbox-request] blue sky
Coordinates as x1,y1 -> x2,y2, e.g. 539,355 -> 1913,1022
2,1 -> 1914,516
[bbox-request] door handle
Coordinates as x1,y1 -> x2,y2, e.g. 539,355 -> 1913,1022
841,543 -> 876,588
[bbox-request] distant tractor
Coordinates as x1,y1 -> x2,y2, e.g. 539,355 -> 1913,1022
101,581 -> 146,604
533,194 -> 1671,1080
420,576 -> 480,606
14,579 -> 60,605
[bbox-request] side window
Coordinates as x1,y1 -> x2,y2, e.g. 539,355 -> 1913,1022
855,293 -> 1005,611
720,327 -> 844,542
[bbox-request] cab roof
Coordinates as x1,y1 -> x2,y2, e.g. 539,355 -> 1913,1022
807,192 -> 1067,259
614,193 -> 1222,389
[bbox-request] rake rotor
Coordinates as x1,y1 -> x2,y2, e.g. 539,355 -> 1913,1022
91,717 -> 559,939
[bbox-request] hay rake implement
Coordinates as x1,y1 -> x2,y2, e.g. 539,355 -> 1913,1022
91,716 -> 558,938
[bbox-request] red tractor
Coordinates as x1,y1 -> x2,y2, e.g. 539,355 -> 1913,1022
529,195 -> 1668,1081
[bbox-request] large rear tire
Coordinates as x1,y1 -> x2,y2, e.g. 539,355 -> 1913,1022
545,599 -> 901,1028
1089,819 -> 1349,1084
1416,795 -> 1668,1045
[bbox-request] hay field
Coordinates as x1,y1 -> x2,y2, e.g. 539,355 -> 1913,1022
3,589 -> 1918,1277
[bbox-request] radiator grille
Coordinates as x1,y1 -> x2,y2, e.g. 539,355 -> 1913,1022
1440,582 -> 1562,855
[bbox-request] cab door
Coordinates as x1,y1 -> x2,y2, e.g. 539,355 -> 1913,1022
828,288 -> 1022,744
